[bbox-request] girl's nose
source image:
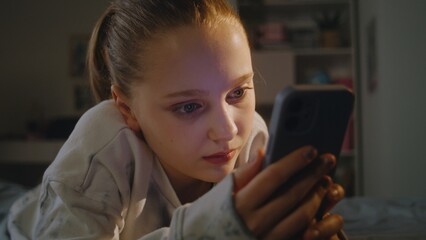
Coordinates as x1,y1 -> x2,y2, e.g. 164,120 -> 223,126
208,105 -> 238,142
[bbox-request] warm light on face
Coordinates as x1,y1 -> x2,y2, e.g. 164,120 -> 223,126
129,23 -> 255,188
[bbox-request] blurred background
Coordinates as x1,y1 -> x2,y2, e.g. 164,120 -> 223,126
0,0 -> 425,198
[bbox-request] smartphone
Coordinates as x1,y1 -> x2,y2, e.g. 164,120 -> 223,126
263,84 -> 354,168
263,84 -> 354,219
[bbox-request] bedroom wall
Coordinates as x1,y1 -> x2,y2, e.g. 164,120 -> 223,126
0,1 -> 109,138
358,0 -> 426,197
0,0 -> 238,139
3,0 -> 425,198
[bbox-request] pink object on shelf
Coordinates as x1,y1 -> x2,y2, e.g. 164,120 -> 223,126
334,78 -> 354,152
256,22 -> 287,44
341,115 -> 354,152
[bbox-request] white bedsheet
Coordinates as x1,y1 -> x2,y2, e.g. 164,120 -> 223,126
334,197 -> 426,240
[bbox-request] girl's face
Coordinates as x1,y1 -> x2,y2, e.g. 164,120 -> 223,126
129,22 -> 254,185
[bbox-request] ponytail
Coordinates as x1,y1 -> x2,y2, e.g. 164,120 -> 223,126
86,5 -> 115,102
86,0 -> 244,103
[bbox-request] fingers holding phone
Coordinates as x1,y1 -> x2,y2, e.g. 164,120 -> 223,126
233,85 -> 353,239
233,146 -> 338,239
303,213 -> 345,240
235,146 -> 317,208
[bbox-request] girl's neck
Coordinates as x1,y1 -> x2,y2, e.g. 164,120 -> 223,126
173,179 -> 213,204
159,160 -> 213,204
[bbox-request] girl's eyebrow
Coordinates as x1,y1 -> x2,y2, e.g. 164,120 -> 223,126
163,72 -> 254,99
234,72 -> 254,85
164,89 -> 209,99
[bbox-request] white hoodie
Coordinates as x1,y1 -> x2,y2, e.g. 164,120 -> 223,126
7,100 -> 268,240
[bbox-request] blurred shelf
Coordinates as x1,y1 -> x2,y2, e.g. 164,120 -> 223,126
240,0 -> 349,7
294,47 -> 352,55
0,140 -> 64,164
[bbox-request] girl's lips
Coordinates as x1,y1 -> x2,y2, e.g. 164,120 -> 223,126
203,150 -> 236,165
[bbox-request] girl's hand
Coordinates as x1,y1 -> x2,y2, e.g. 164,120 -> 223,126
302,181 -> 346,240
303,213 -> 346,240
233,146 -> 344,240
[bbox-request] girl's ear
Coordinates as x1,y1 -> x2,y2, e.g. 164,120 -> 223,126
111,85 -> 141,133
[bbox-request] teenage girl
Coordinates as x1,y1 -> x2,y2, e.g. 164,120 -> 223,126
5,0 -> 345,239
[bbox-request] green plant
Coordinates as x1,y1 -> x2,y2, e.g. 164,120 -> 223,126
313,11 -> 341,31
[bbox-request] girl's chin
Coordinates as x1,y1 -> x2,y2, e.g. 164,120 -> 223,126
201,167 -> 234,183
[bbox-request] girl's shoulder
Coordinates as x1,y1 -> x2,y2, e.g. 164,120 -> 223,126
44,100 -> 153,186
74,100 -> 128,139
64,100 -> 135,153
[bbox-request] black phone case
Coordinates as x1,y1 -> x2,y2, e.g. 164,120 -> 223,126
263,84 -> 355,170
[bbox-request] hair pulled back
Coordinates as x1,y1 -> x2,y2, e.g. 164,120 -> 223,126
87,0 -> 243,102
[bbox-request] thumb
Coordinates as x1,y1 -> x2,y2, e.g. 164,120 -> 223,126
233,148 -> 265,193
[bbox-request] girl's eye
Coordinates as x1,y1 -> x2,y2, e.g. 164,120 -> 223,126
231,89 -> 244,98
227,87 -> 252,101
174,102 -> 203,115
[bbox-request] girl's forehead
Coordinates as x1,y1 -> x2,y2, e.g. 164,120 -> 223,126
147,22 -> 246,54
133,24 -> 252,98
144,24 -> 249,73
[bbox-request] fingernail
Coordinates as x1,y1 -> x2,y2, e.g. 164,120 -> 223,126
331,189 -> 339,197
255,149 -> 264,164
309,229 -> 320,239
321,178 -> 330,188
322,155 -> 336,169
313,229 -> 320,238
257,148 -> 265,158
303,147 -> 317,161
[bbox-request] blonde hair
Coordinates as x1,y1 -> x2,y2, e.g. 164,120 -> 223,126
87,0 -> 245,102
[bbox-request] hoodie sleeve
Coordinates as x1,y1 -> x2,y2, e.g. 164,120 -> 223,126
140,175 -> 256,240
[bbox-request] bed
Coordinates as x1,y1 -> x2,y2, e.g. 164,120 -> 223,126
0,180 -> 28,238
334,196 -> 426,239
1,179 -> 426,239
